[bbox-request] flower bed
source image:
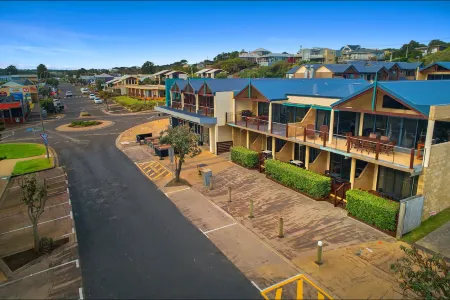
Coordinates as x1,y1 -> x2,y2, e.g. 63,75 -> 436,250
265,159 -> 331,199
230,146 -> 259,168
346,189 -> 399,232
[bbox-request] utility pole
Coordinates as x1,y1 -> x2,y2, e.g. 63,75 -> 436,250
406,45 -> 409,59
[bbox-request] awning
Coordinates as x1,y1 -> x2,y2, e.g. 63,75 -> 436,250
0,102 -> 21,110
154,106 -> 217,126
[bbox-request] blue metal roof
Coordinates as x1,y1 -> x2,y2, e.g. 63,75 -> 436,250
322,64 -> 354,73
420,62 -> 450,71
353,64 -> 387,73
202,78 -> 250,94
154,106 -> 217,125
248,78 -> 370,101
396,62 -> 422,70
172,79 -> 187,91
332,80 -> 450,116
286,66 -> 300,74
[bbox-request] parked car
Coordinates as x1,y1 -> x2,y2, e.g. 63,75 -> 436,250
94,97 -> 103,104
89,93 -> 96,100
65,91 -> 73,97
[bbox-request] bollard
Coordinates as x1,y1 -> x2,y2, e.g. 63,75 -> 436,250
248,200 -> 254,219
278,217 -> 284,238
228,186 -> 232,202
315,241 -> 323,265
209,176 -> 214,190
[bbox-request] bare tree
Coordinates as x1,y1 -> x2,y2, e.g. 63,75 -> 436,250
19,174 -> 48,253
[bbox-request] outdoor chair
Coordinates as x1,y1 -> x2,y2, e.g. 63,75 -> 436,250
381,140 -> 396,156
306,124 -> 315,139
380,136 -> 390,142
345,132 -> 353,146
369,133 -> 377,139
319,125 -> 329,141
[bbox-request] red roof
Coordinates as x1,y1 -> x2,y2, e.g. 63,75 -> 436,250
0,102 -> 21,110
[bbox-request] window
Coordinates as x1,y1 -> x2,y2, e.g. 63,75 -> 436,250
427,74 -> 450,80
377,167 -> 418,200
315,110 -> 331,129
275,139 -> 287,152
294,144 -> 306,162
329,153 -> 352,181
258,102 -> 269,117
382,95 -> 410,110
334,111 -> 359,136
309,148 -> 321,163
433,120 -> 450,144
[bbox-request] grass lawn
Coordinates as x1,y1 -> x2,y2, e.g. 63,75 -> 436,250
0,143 -> 46,159
401,207 -> 450,243
12,158 -> 53,175
113,96 -> 140,106
112,96 -> 165,112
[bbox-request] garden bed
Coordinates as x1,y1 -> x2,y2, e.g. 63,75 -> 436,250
12,158 -> 53,175
68,120 -> 102,128
3,237 -> 69,272
112,96 -> 165,112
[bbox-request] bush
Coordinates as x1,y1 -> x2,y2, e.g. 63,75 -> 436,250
69,120 -> 102,127
346,189 -> 399,231
230,146 -> 258,168
80,111 -> 91,117
265,159 -> 331,199
39,237 -> 54,254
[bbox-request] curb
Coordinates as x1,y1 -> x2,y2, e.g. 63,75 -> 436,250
9,146 -> 58,178
55,120 -> 115,132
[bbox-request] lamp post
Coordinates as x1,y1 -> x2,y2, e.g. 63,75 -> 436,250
37,71 -> 49,159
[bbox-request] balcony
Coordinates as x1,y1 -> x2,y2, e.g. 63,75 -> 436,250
171,101 -> 182,110
197,106 -> 214,117
183,103 -> 196,113
226,112 -> 421,171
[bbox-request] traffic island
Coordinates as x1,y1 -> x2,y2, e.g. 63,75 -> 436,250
55,120 -> 114,132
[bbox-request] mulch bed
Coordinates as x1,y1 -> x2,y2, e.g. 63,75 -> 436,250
2,237 -> 69,272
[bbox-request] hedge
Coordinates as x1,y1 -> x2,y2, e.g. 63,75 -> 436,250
230,146 -> 259,168
265,159 -> 331,199
346,189 -> 399,231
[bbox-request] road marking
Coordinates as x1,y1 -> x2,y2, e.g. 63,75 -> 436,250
252,281 -> 262,292
47,202 -> 71,209
202,223 -> 237,235
79,287 -> 84,300
0,215 -> 71,235
0,259 -> 78,288
164,187 -> 191,195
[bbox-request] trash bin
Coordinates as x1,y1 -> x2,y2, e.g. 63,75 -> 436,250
202,169 -> 212,187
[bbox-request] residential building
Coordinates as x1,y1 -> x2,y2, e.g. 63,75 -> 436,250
257,53 -> 295,67
106,75 -> 138,94
416,45 -> 448,57
299,48 -> 336,64
239,48 -> 272,63
195,69 -> 212,78
155,78 -> 250,154
204,69 -> 225,78
164,70 -> 188,80
339,45 -> 361,62
224,79 -> 450,221
291,64 -> 323,78
417,62 -> 450,80
285,66 -> 300,79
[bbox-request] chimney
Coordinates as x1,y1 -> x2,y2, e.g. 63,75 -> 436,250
310,66 -> 315,78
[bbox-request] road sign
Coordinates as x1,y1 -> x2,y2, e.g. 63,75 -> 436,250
25,128 -> 34,132
40,133 -> 49,145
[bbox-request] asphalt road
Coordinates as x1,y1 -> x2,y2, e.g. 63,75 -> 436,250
1,84 -> 261,299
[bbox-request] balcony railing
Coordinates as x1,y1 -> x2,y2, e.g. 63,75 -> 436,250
197,106 -> 214,117
183,103 -> 196,113
171,101 -> 182,110
226,113 -> 420,170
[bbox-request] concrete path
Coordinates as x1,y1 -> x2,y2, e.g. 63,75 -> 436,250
416,221 -> 450,258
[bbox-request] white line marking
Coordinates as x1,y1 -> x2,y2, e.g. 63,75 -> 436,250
0,260 -> 78,288
202,223 -> 237,234
260,273 -> 303,293
67,187 -> 69,193
76,259 -> 79,268
251,281 -> 262,292
164,187 -> 191,195
79,287 -> 84,300
70,212 -> 73,219
61,232 -> 75,238
69,198 -> 71,205
0,215 -> 71,235
46,202 -> 70,209
366,247 -> 373,253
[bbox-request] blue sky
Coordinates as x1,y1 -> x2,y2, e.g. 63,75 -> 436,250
1,1 -> 450,69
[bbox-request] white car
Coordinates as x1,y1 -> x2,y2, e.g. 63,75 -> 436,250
89,93 -> 95,100
65,91 -> 72,97
94,97 -> 103,104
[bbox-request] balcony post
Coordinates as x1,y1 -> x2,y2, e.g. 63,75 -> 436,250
303,127 -> 306,142
346,137 -> 351,153
375,141 -> 381,160
257,118 -> 260,131
328,109 -> 335,144
409,148 -> 415,169
225,112 -> 228,123
245,116 -> 248,128
323,132 -> 326,147
285,124 -> 288,138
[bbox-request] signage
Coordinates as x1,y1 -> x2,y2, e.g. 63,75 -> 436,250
15,118 -> 20,123
30,86 -> 37,93
9,88 -> 21,93
25,128 -> 34,132
0,91 -> 7,97
40,133 -> 49,145
10,93 -> 23,102
22,88 -> 29,92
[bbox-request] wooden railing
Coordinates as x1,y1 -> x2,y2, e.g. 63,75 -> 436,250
183,103 -> 196,113
198,106 -> 214,117
332,180 -> 351,207
171,102 -> 182,109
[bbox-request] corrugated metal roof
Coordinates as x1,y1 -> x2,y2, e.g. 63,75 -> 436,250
322,64 -> 354,73
195,68 -> 211,74
202,78 -> 250,94
420,62 -> 450,71
253,48 -> 270,52
286,66 -> 300,74
248,78 -> 370,101
206,69 -> 223,74
396,62 -> 422,70
259,53 -> 293,58
353,64 -> 386,73
152,70 -> 170,76
165,70 -> 187,76
332,80 -> 450,116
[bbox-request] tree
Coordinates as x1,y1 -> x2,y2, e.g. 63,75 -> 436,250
391,245 -> 449,299
422,47 -> 450,65
19,174 -> 48,253
98,90 -> 113,110
6,65 -> 18,75
37,64 -> 48,77
96,79 -> 105,91
159,125 -> 201,182
46,78 -> 59,88
141,61 -> 155,74
428,39 -> 450,47
215,72 -> 228,79
140,77 -> 152,85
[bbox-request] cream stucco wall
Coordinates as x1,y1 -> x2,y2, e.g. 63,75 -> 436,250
429,105 -> 450,121
216,125 -> 232,143
287,95 -> 336,107
215,91 -> 234,126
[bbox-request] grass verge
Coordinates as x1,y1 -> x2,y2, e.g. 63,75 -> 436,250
12,158 -> 53,175
112,96 -> 164,112
401,207 -> 450,243
0,143 -> 46,159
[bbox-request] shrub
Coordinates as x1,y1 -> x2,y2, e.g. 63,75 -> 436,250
39,237 -> 54,254
80,111 -> 91,117
265,159 -> 331,199
69,120 -> 102,127
346,189 -> 399,231
230,146 -> 258,168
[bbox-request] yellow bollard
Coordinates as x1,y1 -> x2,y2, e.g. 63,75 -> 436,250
248,199 -> 254,219
315,241 -> 323,265
278,217 -> 284,238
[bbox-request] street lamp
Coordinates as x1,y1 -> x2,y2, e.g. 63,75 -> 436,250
36,71 -> 50,159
